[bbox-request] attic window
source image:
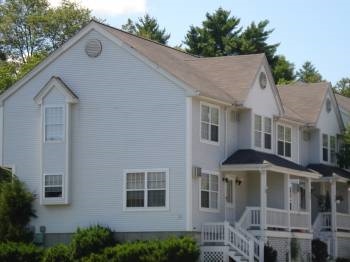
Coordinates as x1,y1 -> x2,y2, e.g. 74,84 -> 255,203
326,98 -> 332,113
259,72 -> 267,89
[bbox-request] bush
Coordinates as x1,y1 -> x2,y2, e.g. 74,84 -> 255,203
291,238 -> 300,261
43,244 -> 72,262
0,241 -> 43,262
336,258 -> 350,262
80,253 -> 107,262
103,237 -> 199,262
71,225 -> 115,259
264,244 -> 277,262
0,177 -> 36,242
312,239 -> 328,262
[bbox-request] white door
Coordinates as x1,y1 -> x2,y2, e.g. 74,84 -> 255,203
290,179 -> 300,211
225,178 -> 235,222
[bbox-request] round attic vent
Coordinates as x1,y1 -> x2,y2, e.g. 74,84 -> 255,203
85,39 -> 102,57
259,72 -> 267,89
326,98 -> 332,113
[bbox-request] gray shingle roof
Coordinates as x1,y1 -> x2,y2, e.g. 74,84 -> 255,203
277,82 -> 330,124
307,164 -> 350,179
335,93 -> 350,113
97,21 -> 265,104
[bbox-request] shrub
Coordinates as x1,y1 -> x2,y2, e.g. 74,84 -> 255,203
264,244 -> 277,262
312,239 -> 328,262
71,225 -> 115,259
336,258 -> 350,262
0,177 -> 36,242
160,237 -> 199,262
80,253 -> 107,262
43,244 -> 72,262
0,241 -> 43,262
291,238 -> 300,261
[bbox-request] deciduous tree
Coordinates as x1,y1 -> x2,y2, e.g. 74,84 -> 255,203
273,55 -> 295,84
334,77 -> 350,97
296,61 -> 323,83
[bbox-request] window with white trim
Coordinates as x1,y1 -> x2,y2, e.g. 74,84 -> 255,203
277,125 -> 291,157
226,179 -> 233,205
254,115 -> 272,150
45,106 -> 64,142
322,134 -> 329,162
200,103 -> 219,143
125,170 -> 167,209
200,172 -> 219,210
330,136 -> 336,164
44,174 -> 63,198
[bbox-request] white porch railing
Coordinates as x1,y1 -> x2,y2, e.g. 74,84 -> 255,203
314,212 -> 350,231
337,213 -> 350,231
237,206 -> 311,231
202,222 -> 262,261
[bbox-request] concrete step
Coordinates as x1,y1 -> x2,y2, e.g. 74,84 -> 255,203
228,251 -> 249,262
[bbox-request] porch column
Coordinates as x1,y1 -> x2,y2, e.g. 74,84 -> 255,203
260,169 -> 267,231
284,173 -> 290,231
306,177 -> 312,232
331,180 -> 337,258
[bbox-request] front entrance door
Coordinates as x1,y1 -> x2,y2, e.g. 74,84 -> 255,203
225,177 -> 235,222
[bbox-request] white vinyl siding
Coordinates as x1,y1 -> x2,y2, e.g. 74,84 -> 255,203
200,172 -> 219,211
200,102 -> 219,144
44,174 -> 63,199
44,106 -> 64,142
254,115 -> 272,150
277,125 -> 292,158
124,169 -> 169,210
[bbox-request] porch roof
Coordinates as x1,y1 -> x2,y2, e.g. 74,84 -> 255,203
222,149 -> 309,171
307,164 -> 350,180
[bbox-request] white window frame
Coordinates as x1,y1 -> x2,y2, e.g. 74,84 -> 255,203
321,134 -> 337,164
254,114 -> 272,152
277,124 -> 292,158
43,105 -> 65,143
225,177 -> 234,208
199,170 -> 220,213
123,168 -> 169,211
200,102 -> 220,145
43,173 -> 64,200
330,136 -> 336,164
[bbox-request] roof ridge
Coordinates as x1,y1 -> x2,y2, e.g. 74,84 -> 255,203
92,20 -> 198,59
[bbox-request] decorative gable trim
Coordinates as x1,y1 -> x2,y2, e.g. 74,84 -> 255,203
34,76 -> 78,105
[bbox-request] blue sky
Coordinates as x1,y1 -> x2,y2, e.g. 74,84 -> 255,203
51,0 -> 350,85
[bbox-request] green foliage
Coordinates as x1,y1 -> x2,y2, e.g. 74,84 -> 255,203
0,167 -> 12,184
291,238 -> 300,260
238,19 -> 279,66
0,61 -> 17,92
296,61 -> 323,83
43,244 -> 72,262
312,239 -> 328,262
122,14 -> 170,44
0,241 -> 43,262
0,177 -> 36,242
273,55 -> 295,84
71,225 -> 115,260
264,244 -> 277,262
103,237 -> 199,262
184,7 -> 241,57
337,125 -> 350,169
334,77 -> 350,98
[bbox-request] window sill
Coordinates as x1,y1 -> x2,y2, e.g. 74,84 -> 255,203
199,207 -> 220,213
200,139 -> 220,146
123,207 -> 169,212
41,197 -> 68,206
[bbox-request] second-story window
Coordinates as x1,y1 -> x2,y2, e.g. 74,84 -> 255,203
322,134 -> 328,162
201,103 -> 219,144
254,115 -> 272,150
277,125 -> 291,157
45,106 -> 64,142
330,136 -> 336,163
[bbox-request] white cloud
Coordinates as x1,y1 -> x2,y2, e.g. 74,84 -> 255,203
48,0 -> 146,15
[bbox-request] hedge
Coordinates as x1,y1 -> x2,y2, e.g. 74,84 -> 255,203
0,241 -> 43,262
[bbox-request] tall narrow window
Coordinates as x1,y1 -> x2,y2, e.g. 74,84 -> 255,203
201,103 -> 219,143
125,169 -> 168,209
226,179 -> 233,205
330,136 -> 336,164
254,115 -> 272,150
45,106 -> 64,142
277,125 -> 292,157
44,174 -> 63,198
322,134 -> 329,162
200,172 -> 219,210
254,115 -> 262,148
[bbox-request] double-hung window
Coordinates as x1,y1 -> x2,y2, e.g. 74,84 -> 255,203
330,136 -> 336,164
200,103 -> 219,144
277,125 -> 292,157
322,134 -> 329,162
44,174 -> 63,198
45,106 -> 64,142
254,115 -> 272,150
200,172 -> 219,210
125,169 -> 168,209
